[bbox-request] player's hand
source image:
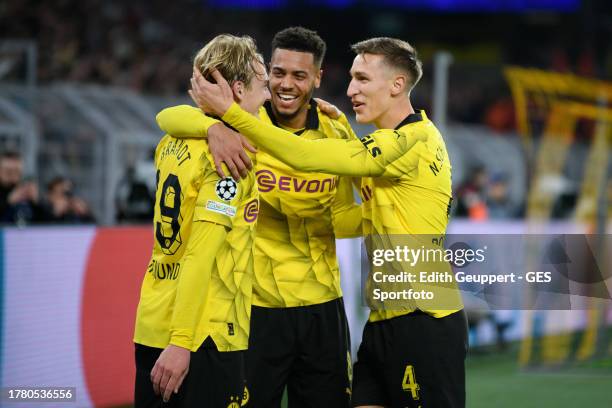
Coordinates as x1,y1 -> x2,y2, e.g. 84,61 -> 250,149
189,68 -> 233,117
208,122 -> 257,179
150,344 -> 190,403
314,98 -> 342,120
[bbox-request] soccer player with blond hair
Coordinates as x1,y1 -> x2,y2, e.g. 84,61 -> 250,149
133,34 -> 269,407
188,36 -> 468,408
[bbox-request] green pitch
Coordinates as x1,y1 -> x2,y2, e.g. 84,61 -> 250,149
467,349 -> 612,408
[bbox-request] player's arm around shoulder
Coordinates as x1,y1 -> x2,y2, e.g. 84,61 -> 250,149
318,107 -> 364,189
157,105 -> 256,181
359,126 -> 430,178
335,111 -> 359,140
156,105 -> 219,138
331,176 -> 363,238
358,128 -> 408,162
314,98 -> 358,141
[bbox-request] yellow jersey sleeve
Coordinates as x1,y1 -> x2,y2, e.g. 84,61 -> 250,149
169,221 -> 227,349
156,105 -> 220,138
222,102 -> 426,178
194,169 -> 245,228
331,176 -> 362,239
337,112 -> 359,140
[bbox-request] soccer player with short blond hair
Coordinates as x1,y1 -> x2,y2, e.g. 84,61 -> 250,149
188,36 -> 468,408
133,34 -> 269,407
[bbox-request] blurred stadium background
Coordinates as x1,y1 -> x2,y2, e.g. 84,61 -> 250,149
1,0 -> 610,407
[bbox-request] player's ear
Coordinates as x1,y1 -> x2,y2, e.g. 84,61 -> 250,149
314,69 -> 322,89
390,74 -> 407,96
231,81 -> 245,102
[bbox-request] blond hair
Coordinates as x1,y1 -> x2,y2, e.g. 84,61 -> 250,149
194,34 -> 262,89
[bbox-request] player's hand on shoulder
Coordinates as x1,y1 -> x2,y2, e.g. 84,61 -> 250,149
189,68 -> 234,117
314,97 -> 342,120
150,344 -> 191,403
209,123 -> 257,180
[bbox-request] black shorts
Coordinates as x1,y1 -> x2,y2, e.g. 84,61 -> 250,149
352,310 -> 468,408
246,297 -> 351,408
134,337 -> 247,408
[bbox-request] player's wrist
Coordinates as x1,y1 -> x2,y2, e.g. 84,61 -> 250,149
219,101 -> 237,118
207,122 -> 225,139
221,102 -> 242,125
202,116 -> 221,134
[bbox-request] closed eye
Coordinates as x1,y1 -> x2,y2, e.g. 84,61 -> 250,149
352,72 -> 369,82
272,68 -> 285,77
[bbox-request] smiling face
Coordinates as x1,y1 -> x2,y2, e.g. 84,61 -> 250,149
347,53 -> 399,126
269,48 -> 321,127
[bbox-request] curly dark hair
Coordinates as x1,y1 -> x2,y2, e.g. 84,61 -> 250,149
271,26 -> 327,68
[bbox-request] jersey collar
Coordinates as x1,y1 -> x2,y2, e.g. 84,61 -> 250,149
394,110 -> 427,130
264,100 -> 320,135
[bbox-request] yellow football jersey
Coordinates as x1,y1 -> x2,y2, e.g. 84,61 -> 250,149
219,103 -> 463,321
155,102 -> 362,308
134,134 -> 258,352
253,102 -> 359,307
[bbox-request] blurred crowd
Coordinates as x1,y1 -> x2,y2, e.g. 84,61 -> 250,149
0,0 -> 282,96
2,0 -> 605,129
0,151 -> 95,225
115,152 -> 157,223
2,0 -> 607,224
2,0 -> 194,94
455,166 -> 521,221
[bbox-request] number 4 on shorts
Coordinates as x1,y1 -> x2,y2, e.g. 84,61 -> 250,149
402,365 -> 420,400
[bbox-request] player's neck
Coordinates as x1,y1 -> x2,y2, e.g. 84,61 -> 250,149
374,98 -> 414,129
273,104 -> 309,130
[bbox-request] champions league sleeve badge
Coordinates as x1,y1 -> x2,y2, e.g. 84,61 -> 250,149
215,177 -> 238,201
